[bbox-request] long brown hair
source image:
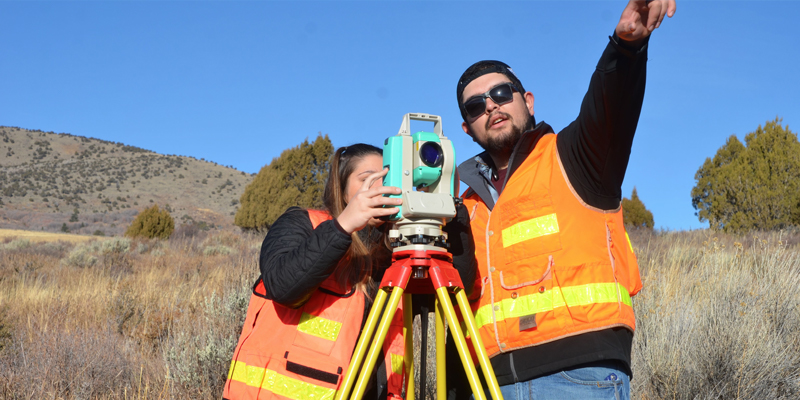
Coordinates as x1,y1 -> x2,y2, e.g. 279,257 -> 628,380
323,144 -> 390,297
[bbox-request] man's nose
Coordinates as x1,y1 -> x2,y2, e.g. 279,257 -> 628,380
484,97 -> 500,114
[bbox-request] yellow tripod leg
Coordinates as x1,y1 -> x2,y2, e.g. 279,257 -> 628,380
335,288 -> 389,400
434,287 -> 487,400
350,286 -> 406,400
403,294 -> 415,400
455,290 -> 503,400
435,298 -> 447,400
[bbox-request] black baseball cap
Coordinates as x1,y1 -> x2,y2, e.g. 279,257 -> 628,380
457,60 -> 526,121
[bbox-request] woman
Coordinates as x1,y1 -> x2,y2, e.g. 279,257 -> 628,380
223,144 -> 410,400
224,143 -> 477,400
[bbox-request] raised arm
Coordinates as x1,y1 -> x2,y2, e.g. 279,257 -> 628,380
556,0 -> 676,210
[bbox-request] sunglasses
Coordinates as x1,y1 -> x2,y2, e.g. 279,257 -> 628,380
463,82 -> 519,119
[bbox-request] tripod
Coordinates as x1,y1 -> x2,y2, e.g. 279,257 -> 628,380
334,240 -> 503,400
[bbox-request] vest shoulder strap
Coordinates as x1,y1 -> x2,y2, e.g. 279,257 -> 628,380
306,209 -> 332,229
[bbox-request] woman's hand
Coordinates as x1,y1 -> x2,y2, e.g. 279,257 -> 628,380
337,167 -> 402,234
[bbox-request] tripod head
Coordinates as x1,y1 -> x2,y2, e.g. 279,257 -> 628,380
382,113 -> 458,253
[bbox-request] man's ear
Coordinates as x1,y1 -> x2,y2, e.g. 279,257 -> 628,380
524,92 -> 535,116
462,121 -> 474,139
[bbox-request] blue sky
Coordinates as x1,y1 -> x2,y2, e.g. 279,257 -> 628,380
2,1 -> 799,231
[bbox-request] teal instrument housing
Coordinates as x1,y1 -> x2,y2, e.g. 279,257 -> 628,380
381,113 -> 457,222
383,135 -> 405,219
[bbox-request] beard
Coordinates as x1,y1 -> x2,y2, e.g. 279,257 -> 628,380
476,113 -> 535,156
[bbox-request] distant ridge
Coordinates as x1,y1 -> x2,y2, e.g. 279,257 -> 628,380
0,126 -> 254,236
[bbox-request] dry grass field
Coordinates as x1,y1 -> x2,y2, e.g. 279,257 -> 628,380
0,229 -> 96,244
1,228 -> 799,399
0,229 -> 259,399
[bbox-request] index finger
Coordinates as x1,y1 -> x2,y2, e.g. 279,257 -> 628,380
646,0 -> 662,31
360,167 -> 389,191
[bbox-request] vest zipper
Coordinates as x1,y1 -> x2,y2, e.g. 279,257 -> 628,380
606,223 -> 623,309
484,208 -> 504,351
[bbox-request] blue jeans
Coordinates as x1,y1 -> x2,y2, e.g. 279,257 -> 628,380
473,362 -> 630,400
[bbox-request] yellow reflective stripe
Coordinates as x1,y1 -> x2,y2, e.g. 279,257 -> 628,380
262,369 -> 336,400
229,359 -> 246,381
625,231 -> 634,254
228,360 -> 337,400
502,213 -> 559,248
474,282 -> 632,329
228,358 -> 237,379
297,312 -> 342,341
390,353 -> 404,376
557,283 -> 631,308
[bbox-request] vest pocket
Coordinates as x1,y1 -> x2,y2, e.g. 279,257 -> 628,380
496,256 -> 554,333
283,351 -> 343,387
499,194 -> 562,266
257,353 -> 342,399
551,261 -> 622,326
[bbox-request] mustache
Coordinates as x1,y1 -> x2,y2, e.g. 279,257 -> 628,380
485,112 -> 512,130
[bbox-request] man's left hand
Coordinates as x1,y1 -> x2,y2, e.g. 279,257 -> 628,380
616,0 -> 677,45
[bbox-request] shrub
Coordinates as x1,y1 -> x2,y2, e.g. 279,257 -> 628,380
63,244 -> 99,268
203,245 -> 234,256
101,237 -> 131,254
125,205 -> 174,240
136,243 -> 149,254
164,291 -> 249,397
0,239 -> 31,251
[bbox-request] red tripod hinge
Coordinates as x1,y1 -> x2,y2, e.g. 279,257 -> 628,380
380,248 -> 465,294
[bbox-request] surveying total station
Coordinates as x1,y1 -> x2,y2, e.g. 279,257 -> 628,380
334,114 -> 503,400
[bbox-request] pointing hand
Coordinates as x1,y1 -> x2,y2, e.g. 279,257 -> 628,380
616,0 -> 677,45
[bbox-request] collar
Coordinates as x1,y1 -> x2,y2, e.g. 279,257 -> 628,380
458,121 -> 554,210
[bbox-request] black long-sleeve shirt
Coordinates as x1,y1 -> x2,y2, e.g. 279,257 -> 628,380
455,33 -> 649,390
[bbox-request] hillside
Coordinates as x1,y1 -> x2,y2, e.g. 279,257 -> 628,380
0,126 -> 254,236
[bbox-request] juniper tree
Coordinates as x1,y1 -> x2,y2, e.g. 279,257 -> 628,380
691,118 -> 800,233
235,134 -> 333,230
622,187 -> 654,229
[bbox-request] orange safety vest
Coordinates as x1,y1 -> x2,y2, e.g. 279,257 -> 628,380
462,133 -> 642,358
223,210 -> 406,400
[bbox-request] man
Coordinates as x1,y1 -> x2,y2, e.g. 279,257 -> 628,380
453,1 -> 676,399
